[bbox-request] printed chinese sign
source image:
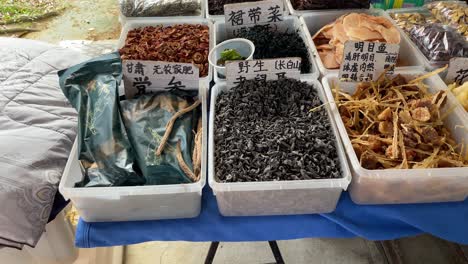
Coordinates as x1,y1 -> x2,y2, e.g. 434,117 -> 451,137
122,60 -> 199,98
224,0 -> 285,37
445,57 -> 468,85
338,41 -> 400,82
225,57 -> 301,88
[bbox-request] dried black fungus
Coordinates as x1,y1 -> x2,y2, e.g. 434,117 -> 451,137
237,26 -> 311,74
214,79 -> 341,183
208,0 -> 261,15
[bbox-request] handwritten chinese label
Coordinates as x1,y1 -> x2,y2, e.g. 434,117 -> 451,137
339,41 -> 400,82
445,57 -> 468,85
122,60 -> 199,99
224,0 -> 285,37
225,58 -> 301,88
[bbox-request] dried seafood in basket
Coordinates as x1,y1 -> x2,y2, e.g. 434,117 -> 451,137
333,70 -> 468,170
119,24 -> 210,77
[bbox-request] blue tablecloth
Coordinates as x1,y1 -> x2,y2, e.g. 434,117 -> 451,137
76,187 -> 468,248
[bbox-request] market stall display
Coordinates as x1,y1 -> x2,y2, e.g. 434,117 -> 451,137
302,10 -> 426,75
209,78 -> 351,216
119,0 -> 202,17
323,70 -> 468,204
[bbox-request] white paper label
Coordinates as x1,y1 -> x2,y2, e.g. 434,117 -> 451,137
339,41 -> 400,82
225,58 -> 301,88
445,57 -> 468,85
224,0 -> 285,37
122,60 -> 199,98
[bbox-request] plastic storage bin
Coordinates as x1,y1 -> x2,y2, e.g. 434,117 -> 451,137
322,70 -> 468,204
59,86 -> 208,222
118,17 -> 213,89
208,77 -> 351,216
300,9 -> 427,77
212,16 -> 319,83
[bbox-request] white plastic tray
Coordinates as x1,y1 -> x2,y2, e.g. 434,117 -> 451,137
212,15 -> 319,83
300,9 -> 427,77
205,0 -> 289,20
208,77 -> 352,216
59,86 -> 208,222
118,17 -> 213,90
322,70 -> 468,204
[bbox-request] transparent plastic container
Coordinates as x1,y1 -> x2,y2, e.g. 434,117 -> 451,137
118,17 -> 213,89
212,16 -> 319,83
300,9 -> 426,77
322,70 -> 468,205
208,77 -> 352,216
59,86 -> 208,222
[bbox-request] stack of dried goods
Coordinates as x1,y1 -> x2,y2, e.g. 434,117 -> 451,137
427,1 -> 468,40
208,0 -> 261,15
120,0 -> 202,17
408,24 -> 468,66
119,24 -> 210,77
313,13 -> 401,69
238,26 -> 311,73
333,72 -> 468,170
292,0 -> 369,11
214,79 -> 341,183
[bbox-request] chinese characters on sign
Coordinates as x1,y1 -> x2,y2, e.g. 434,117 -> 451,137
122,60 -> 199,98
445,57 -> 468,85
338,41 -> 400,82
225,58 -> 301,88
224,0 -> 285,37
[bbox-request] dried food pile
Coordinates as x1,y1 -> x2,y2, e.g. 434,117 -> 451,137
427,1 -> 468,40
120,0 -> 202,17
313,13 -> 401,69
119,24 -> 210,77
214,79 -> 341,183
208,0 -> 261,15
237,26 -> 311,73
409,24 -> 468,66
292,0 -> 369,11
333,73 -> 468,170
448,82 -> 468,111
389,13 -> 434,33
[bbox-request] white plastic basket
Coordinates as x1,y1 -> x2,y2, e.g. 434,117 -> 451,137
118,17 -> 213,90
212,15 -> 319,83
300,9 -> 427,77
322,70 -> 468,205
208,77 -> 352,216
59,86 -> 208,222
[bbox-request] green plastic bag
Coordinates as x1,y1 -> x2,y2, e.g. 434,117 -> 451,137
120,92 -> 200,185
58,53 -> 145,187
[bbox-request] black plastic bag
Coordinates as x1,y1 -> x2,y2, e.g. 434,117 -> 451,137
58,53 -> 145,187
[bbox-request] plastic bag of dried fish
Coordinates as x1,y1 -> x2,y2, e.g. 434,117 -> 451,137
59,53 -> 145,187
121,92 -> 201,184
427,1 -> 468,40
409,24 -> 468,66
389,12 -> 438,34
120,0 -> 201,17
333,69 -> 468,170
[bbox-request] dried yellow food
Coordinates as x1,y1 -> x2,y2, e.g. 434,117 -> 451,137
333,72 -> 468,170
448,82 -> 468,111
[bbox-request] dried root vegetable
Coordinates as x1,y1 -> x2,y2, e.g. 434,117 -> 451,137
119,24 -> 210,77
333,73 -> 468,170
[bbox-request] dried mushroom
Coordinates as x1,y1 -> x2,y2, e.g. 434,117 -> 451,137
333,71 -> 468,170
119,24 -> 210,77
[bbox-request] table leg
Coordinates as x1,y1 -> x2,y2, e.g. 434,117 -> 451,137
268,241 -> 285,264
204,241 -> 220,264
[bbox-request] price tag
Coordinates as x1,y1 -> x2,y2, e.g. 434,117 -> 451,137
224,0 -> 285,37
225,58 -> 301,88
122,60 -> 199,99
338,41 -> 400,82
445,57 -> 468,85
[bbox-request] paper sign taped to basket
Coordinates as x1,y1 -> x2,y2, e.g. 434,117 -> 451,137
225,58 -> 301,88
123,60 -> 199,99
445,57 -> 468,85
224,0 -> 285,37
339,41 -> 400,83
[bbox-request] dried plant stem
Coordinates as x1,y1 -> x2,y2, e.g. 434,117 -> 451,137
156,100 -> 200,156
192,118 -> 202,179
176,140 -> 197,182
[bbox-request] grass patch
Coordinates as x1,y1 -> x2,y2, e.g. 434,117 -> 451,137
0,0 -> 64,25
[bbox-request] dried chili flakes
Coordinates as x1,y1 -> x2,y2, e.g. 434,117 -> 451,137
119,24 -> 210,77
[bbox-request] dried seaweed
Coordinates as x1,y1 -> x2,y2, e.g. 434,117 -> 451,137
333,71 -> 468,170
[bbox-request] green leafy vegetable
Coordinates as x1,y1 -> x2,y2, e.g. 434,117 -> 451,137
217,49 -> 246,66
